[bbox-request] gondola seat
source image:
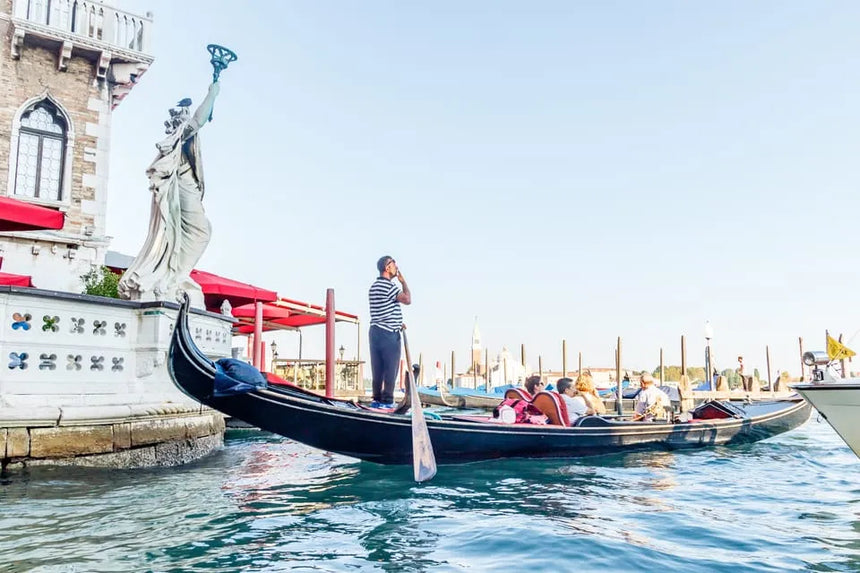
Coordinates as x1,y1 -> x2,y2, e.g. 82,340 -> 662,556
504,388 -> 533,401
692,400 -> 745,420
574,415 -> 612,427
530,391 -> 571,426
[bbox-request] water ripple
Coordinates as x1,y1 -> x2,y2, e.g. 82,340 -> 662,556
1,419 -> 858,571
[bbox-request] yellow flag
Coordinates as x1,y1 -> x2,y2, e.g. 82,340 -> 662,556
826,335 -> 856,361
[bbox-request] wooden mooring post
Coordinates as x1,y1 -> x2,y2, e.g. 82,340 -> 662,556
521,344 -> 527,372
659,348 -> 664,384
679,334 -> 694,412
766,345 -> 773,396
839,333 -> 847,378
798,337 -> 805,382
562,339 -> 567,378
615,337 -> 623,415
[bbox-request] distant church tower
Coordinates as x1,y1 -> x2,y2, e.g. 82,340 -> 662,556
471,316 -> 483,375
0,1 -> 153,290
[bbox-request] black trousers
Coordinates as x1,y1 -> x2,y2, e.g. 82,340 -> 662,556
369,325 -> 401,403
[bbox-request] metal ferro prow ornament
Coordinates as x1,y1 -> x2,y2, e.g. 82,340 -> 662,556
207,44 -> 238,82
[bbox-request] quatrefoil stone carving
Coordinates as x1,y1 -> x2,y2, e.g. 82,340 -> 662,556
42,315 -> 60,332
8,352 -> 29,369
67,354 -> 82,370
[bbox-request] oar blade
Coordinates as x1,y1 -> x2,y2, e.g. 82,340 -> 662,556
402,330 -> 437,482
410,378 -> 437,482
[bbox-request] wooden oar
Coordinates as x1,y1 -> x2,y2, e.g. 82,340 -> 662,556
402,329 -> 437,482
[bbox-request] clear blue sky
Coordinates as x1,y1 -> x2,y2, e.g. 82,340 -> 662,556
108,1 -> 860,379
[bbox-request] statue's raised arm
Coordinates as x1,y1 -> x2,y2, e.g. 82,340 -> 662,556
185,81 -> 220,138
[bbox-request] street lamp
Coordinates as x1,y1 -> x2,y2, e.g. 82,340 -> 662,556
338,344 -> 345,362
270,340 -> 278,362
704,321 -> 713,391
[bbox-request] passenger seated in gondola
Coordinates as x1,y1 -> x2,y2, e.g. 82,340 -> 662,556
632,373 -> 671,421
523,375 -> 544,397
503,375 -> 543,401
557,377 -> 594,425
575,373 -> 607,415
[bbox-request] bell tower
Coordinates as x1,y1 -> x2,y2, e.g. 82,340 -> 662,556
471,316 -> 482,375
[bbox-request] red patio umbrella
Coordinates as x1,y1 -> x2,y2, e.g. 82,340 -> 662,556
0,196 -> 64,232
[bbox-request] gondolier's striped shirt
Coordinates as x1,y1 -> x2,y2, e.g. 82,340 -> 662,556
369,277 -> 402,332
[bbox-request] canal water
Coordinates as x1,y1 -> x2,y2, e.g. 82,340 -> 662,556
1,416 -> 858,572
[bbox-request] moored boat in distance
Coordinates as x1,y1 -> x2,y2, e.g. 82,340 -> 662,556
417,384 -> 510,409
169,296 -> 813,466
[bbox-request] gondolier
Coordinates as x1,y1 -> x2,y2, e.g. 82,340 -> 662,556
368,256 -> 411,408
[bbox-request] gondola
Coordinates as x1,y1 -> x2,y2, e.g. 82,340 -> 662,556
168,297 -> 812,465
417,384 -> 505,409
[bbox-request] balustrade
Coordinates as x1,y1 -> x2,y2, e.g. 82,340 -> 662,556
12,0 -> 152,53
272,359 -> 364,395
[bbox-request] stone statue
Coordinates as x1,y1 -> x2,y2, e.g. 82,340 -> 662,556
118,82 -> 220,307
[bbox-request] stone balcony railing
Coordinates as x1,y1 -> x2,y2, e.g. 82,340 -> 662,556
10,0 -> 153,61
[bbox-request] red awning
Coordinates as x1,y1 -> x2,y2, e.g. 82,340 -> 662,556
190,269 -> 278,311
0,272 -> 34,287
233,296 -> 359,333
0,196 -> 65,232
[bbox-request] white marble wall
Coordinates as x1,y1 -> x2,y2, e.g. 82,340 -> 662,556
0,288 -> 232,421
0,239 -> 102,292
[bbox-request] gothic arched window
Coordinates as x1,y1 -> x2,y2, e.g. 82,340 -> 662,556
14,101 -> 67,201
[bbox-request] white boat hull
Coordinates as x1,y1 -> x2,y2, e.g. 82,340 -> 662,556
792,381 -> 860,458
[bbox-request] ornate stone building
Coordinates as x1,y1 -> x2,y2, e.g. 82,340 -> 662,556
0,0 -> 151,287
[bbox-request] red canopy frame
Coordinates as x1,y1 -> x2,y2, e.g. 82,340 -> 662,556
231,291 -> 363,397
232,298 -> 359,333
0,196 -> 64,232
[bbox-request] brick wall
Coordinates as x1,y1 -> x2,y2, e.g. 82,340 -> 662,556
0,34 -> 105,237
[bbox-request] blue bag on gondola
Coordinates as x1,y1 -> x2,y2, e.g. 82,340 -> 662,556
213,358 -> 268,397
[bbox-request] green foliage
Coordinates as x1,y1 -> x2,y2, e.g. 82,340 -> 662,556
686,366 -> 705,382
647,366 -> 708,383
655,365 -> 683,381
81,266 -> 120,298
721,368 -> 741,389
